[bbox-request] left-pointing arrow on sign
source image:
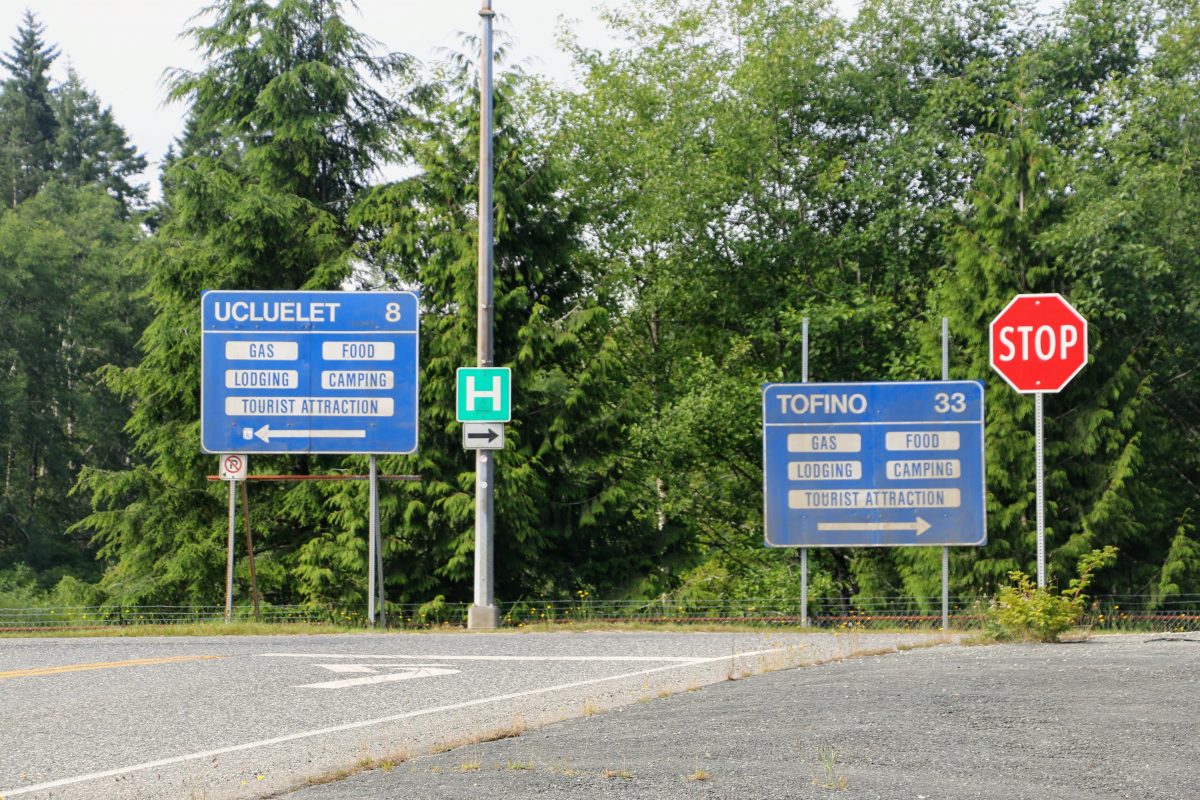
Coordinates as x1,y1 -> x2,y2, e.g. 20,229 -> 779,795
251,425 -> 367,443
816,517 -> 932,536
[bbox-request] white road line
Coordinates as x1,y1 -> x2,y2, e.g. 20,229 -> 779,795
311,663 -> 455,674
0,647 -> 789,798
258,652 -> 711,663
299,667 -> 460,689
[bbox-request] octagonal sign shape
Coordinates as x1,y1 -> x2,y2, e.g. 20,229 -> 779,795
990,293 -> 1088,393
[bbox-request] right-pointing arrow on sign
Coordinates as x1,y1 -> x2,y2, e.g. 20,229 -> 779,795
817,517 -> 932,536
467,428 -> 500,443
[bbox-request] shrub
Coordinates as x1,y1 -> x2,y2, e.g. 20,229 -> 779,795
991,546 -> 1119,642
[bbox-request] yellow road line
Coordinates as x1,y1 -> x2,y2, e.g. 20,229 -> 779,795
0,655 -> 223,680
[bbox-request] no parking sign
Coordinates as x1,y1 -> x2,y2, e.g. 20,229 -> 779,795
219,453 -> 248,481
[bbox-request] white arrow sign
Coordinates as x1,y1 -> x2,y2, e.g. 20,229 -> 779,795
462,422 -> 505,450
250,425 -> 367,443
816,517 -> 932,536
297,663 -> 460,689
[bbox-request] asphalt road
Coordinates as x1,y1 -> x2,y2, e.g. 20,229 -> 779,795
0,629 -> 942,799
287,633 -> 1200,800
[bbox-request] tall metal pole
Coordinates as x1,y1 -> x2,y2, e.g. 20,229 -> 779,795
368,454 -> 377,627
800,317 -> 809,629
941,317 -> 950,631
1035,392 -> 1046,588
470,0 -> 500,630
225,480 -> 236,624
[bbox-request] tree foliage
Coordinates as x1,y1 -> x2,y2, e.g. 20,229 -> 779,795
7,0 -> 1200,609
75,0 -> 417,605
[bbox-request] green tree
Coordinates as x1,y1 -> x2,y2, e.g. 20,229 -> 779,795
330,57 -> 655,606
0,183 -> 143,581
52,68 -> 147,211
76,0 -> 417,605
0,10 -> 59,207
1041,0 -> 1200,593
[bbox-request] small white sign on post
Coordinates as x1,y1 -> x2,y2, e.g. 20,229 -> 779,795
462,422 -> 505,450
220,453 -> 248,481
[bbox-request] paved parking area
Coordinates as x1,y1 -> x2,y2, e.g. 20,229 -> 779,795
287,634 -> 1200,800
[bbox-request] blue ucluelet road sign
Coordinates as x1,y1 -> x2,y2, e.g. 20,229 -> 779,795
201,290 -> 419,454
762,381 -> 986,547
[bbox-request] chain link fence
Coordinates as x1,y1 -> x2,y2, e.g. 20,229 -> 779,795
3,594 -> 1198,633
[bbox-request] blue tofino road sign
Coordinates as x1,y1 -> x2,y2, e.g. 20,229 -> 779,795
762,381 -> 986,547
201,290 -> 419,454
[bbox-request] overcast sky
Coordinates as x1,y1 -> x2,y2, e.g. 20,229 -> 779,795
2,1 -> 652,191
7,0 -> 1070,196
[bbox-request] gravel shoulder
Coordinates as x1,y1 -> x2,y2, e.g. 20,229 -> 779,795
285,633 -> 1200,800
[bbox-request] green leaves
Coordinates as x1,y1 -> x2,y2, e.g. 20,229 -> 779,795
14,0 -> 1200,610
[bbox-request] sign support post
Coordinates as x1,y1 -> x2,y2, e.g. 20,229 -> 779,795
226,479 -> 236,624
800,318 -> 809,628
372,455 -> 386,627
239,482 -> 260,622
219,453 -> 247,624
469,0 -> 501,631
368,455 -> 378,626
1035,393 -> 1045,587
941,317 -> 950,630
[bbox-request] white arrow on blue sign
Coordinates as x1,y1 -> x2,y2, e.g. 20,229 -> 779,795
762,381 -> 986,548
201,290 -> 419,454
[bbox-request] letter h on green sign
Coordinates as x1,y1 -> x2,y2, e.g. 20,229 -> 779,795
456,367 -> 512,422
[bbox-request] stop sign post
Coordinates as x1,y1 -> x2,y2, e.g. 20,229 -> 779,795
990,293 -> 1088,587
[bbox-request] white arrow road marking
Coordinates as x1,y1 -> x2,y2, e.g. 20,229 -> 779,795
252,425 -> 366,442
297,664 -> 460,689
260,653 -> 710,663
314,664 -> 376,674
817,517 -> 932,536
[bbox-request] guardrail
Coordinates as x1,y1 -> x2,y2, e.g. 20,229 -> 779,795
2,595 -> 1197,633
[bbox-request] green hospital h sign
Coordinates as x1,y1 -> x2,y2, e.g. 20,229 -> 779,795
457,367 -> 511,422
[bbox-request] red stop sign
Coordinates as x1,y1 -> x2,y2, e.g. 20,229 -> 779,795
990,293 -> 1088,393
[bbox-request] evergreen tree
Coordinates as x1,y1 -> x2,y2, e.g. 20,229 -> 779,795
324,59 -> 654,605
52,68 -> 147,211
0,182 -> 143,581
76,0 -> 417,605
0,10 -> 59,207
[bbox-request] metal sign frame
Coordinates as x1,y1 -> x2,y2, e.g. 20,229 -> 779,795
763,380 -> 986,548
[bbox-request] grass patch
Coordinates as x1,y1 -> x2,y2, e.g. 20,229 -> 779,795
811,744 -> 848,790
1,618 -> 969,638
